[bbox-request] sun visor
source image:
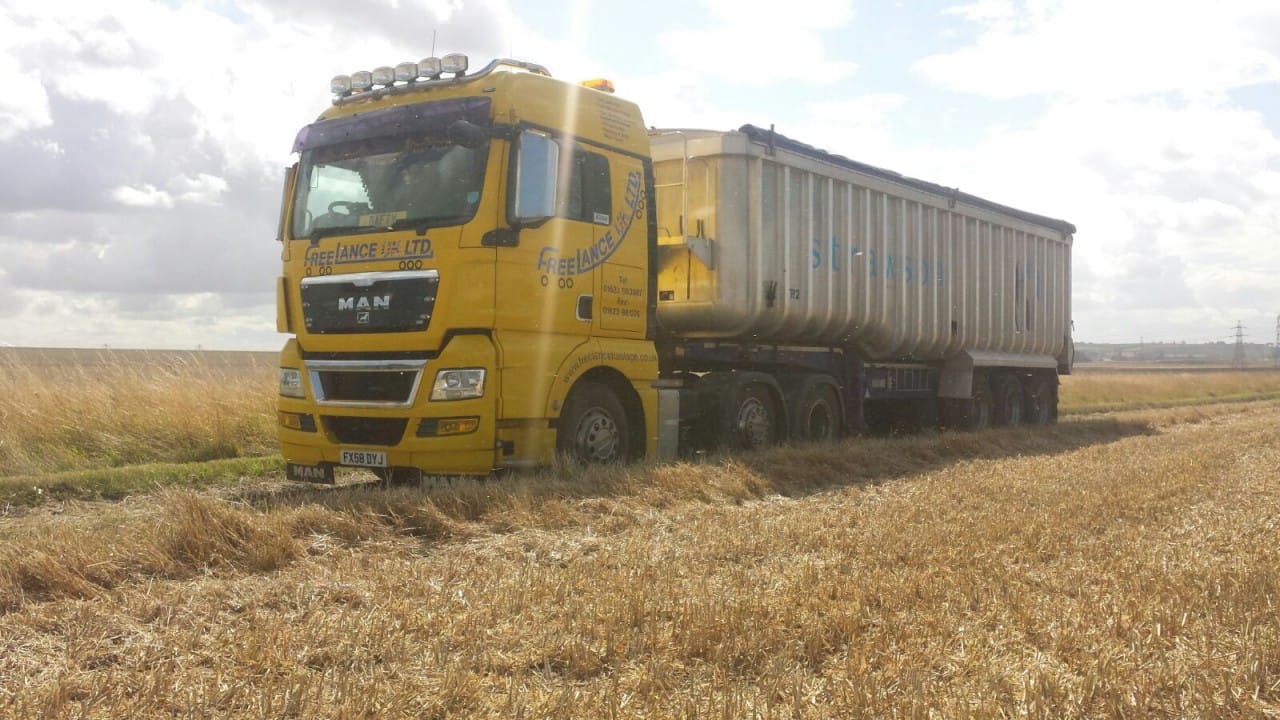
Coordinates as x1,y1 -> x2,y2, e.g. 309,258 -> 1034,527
292,96 -> 492,153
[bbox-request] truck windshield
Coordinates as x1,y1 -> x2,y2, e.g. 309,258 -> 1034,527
291,135 -> 488,240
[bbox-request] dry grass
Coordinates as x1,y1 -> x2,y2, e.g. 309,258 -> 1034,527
1061,369 -> 1280,414
1,400 -> 1278,717
0,348 -> 276,476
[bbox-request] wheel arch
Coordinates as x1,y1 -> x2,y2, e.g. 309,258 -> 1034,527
559,366 -> 646,460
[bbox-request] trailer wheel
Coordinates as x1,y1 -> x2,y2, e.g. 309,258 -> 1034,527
723,383 -> 779,451
948,376 -> 992,431
992,375 -> 1024,427
791,381 -> 842,442
1024,375 -> 1057,425
557,382 -> 630,464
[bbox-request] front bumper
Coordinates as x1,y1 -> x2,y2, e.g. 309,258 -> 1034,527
277,334 -> 500,476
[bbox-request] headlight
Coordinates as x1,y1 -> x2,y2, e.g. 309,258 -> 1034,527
279,368 -> 305,398
430,368 -> 485,401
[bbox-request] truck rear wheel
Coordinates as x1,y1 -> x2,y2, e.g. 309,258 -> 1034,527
723,382 -> 779,451
557,382 -> 630,464
791,381 -> 842,442
992,375 -> 1024,427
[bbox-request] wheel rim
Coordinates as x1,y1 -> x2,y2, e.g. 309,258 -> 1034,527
1001,380 -> 1023,426
972,390 -> 991,429
1027,383 -> 1051,424
736,396 -> 772,449
807,402 -> 832,440
1005,393 -> 1022,425
1026,388 -> 1043,423
573,406 -> 620,462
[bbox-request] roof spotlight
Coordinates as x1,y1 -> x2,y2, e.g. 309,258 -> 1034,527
418,57 -> 442,79
394,62 -> 418,83
440,53 -> 468,75
371,66 -> 395,86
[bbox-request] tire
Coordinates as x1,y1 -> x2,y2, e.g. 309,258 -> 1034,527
722,382 -> 779,451
992,375 -> 1024,427
791,381 -> 842,443
956,376 -> 993,431
1023,374 -> 1057,425
557,382 -> 630,464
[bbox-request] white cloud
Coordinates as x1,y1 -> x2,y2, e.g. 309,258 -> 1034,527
111,173 -> 228,208
787,94 -> 910,167
173,173 -> 229,205
112,184 -> 173,208
918,1 -> 1280,99
0,41 -> 51,140
657,0 -> 857,86
424,0 -> 464,22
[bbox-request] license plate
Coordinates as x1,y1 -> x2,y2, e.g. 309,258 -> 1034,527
340,449 -> 387,467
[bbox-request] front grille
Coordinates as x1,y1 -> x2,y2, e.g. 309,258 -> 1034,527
323,416 -> 408,446
307,359 -> 426,407
301,270 -> 439,334
316,370 -> 418,403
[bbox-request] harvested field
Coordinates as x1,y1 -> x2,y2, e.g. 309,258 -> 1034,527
2,399 -> 1278,718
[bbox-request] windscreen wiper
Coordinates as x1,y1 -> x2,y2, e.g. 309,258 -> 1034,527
307,225 -> 378,244
388,215 -> 473,234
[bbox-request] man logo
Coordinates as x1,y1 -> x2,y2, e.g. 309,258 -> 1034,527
287,463 -> 334,483
357,311 -> 370,324
338,295 -> 391,312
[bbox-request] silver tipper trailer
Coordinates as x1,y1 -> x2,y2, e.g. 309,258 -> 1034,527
649,125 -> 1075,441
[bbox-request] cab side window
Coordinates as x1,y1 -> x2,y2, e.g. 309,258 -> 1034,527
512,130 -> 612,226
559,148 -> 611,225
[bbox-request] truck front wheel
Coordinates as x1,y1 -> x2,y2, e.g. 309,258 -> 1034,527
557,382 -> 630,464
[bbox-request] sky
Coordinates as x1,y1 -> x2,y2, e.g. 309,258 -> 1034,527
0,0 -> 1278,350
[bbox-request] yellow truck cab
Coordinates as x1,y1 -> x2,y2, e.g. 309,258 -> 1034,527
277,56 -> 661,481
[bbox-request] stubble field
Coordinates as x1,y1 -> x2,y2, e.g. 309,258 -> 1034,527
1,349 -> 1279,718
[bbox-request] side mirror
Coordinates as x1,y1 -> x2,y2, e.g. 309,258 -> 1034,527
276,164 -> 297,243
512,130 -> 558,223
447,119 -> 489,149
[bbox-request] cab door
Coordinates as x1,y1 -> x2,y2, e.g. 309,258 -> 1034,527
593,151 -> 648,339
493,129 -> 606,420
